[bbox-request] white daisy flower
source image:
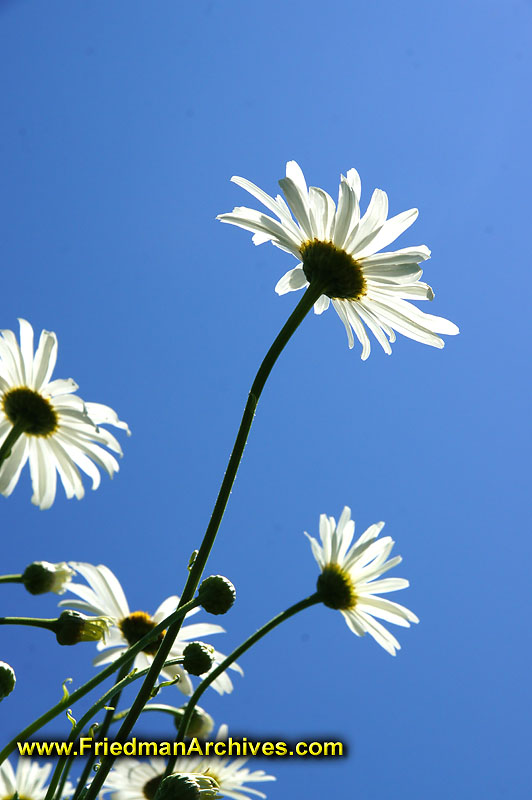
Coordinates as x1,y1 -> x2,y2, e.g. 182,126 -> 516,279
0,319 -> 129,509
103,726 -> 275,800
104,767 -> 220,800
0,757 -> 71,800
59,563 -> 242,696
217,161 -> 459,359
306,507 -> 419,655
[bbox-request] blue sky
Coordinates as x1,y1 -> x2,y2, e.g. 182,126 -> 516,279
1,0 -> 530,797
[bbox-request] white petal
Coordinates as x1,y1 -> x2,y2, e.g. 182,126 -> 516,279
84,402 -> 130,434
360,245 -> 431,267
18,318 -> 35,385
331,299 -> 355,349
333,179 -> 358,249
274,266 -> 308,296
355,208 -> 418,259
313,294 -> 330,315
356,609 -> 401,655
67,562 -> 130,619
46,378 -> 79,396
0,435 -> 29,495
32,330 -> 58,390
347,188 -> 388,255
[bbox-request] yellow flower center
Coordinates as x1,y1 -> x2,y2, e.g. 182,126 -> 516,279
119,611 -> 165,655
317,563 -> 358,610
2,387 -> 58,436
300,239 -> 367,300
3,795 -> 32,800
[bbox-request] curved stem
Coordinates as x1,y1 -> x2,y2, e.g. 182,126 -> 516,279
110,702 -> 183,723
0,616 -> 56,632
0,422 -> 25,470
0,598 -> 199,765
46,658 -> 183,800
166,593 -> 321,775
69,659 -> 134,800
0,575 -> 23,585
81,282 -> 325,800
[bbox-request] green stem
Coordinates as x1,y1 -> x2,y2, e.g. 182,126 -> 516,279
0,598 -> 199,765
0,616 -> 56,632
0,575 -> 23,585
0,422 -> 25,470
46,658 -> 184,800
69,659 -> 134,800
110,703 -> 183,723
82,281 -> 325,800
166,593 -> 321,775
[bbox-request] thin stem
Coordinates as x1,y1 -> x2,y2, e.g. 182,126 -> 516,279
0,616 -> 56,632
0,598 -> 200,764
0,575 -> 23,585
70,659 -> 134,800
110,703 -> 183,723
0,421 -> 25,470
46,658 -> 183,800
81,281 -> 325,800
166,593 -> 321,776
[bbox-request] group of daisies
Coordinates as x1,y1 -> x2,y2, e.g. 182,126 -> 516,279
0,729 -> 274,800
0,162 -> 458,799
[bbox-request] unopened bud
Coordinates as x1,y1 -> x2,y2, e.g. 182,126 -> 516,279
22,561 -> 74,595
198,575 -> 236,615
153,773 -> 220,800
0,661 -> 16,700
182,642 -> 215,676
55,610 -> 111,646
173,704 -> 214,738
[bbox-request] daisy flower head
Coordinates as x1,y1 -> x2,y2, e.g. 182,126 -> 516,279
104,766 -> 220,800
306,507 -> 419,655
103,726 -> 276,800
0,319 -> 129,509
217,161 -> 459,359
0,757 -> 72,800
59,562 -> 242,696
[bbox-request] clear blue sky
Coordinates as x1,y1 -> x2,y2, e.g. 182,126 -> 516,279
1,1 -> 530,797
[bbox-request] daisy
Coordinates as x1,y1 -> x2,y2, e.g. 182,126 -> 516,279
217,161 -> 459,359
103,725 -> 275,800
306,507 -> 419,655
59,563 -> 242,696
0,319 -> 129,509
0,757 -> 71,800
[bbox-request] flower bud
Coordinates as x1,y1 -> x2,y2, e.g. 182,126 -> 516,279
22,561 -> 74,595
55,610 -> 111,646
182,642 -> 215,676
198,575 -> 236,615
153,773 -> 220,800
0,661 -> 16,700
173,704 -> 214,738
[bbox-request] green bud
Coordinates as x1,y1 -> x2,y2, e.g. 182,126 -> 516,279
55,610 -> 111,646
198,575 -> 236,615
173,704 -> 214,738
153,773 -> 220,800
22,561 -> 74,595
182,642 -> 215,676
0,661 -> 16,700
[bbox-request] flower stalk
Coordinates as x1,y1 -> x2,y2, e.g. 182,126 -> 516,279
0,421 -> 25,471
0,597 -> 200,764
81,280 -> 326,800
165,592 -> 321,776
45,657 -> 185,800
